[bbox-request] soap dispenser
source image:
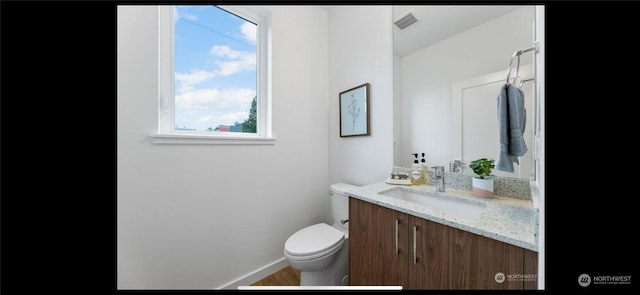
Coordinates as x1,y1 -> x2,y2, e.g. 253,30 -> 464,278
419,153 -> 427,185
410,153 -> 422,185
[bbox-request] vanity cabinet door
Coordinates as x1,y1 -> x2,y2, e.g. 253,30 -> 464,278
349,197 -> 407,287
407,215 -> 528,290
447,224 -> 525,289
406,215 -> 450,289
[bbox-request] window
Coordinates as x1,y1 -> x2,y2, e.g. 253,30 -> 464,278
153,5 -> 273,144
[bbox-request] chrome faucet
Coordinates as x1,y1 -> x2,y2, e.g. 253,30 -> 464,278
431,166 -> 445,192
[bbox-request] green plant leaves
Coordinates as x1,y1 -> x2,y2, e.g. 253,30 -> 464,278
469,158 -> 495,179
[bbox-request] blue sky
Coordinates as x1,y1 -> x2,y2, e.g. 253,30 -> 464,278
173,6 -> 257,131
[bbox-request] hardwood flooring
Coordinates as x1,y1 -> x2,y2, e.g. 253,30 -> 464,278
251,266 -> 300,286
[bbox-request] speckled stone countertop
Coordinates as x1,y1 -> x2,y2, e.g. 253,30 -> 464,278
343,181 -> 538,252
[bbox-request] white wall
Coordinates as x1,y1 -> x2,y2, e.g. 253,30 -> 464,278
117,5 -> 330,289
328,6 -> 394,186
395,7 -> 535,168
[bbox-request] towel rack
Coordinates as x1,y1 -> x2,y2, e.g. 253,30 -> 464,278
505,44 -> 538,85
519,78 -> 535,88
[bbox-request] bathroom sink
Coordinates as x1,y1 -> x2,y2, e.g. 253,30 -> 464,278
379,187 -> 486,219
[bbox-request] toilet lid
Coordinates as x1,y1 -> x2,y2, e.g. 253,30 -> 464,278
284,223 -> 344,257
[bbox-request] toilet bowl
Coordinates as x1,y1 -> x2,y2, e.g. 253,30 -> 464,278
283,183 -> 357,286
284,223 -> 345,271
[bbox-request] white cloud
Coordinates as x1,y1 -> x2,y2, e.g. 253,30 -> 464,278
176,87 -> 256,111
174,7 -> 197,22
210,45 -> 244,59
175,47 -> 255,90
220,112 -> 250,123
197,115 -> 214,123
215,58 -> 256,77
197,112 -> 249,127
240,22 -> 256,44
175,70 -> 215,93
209,45 -> 256,76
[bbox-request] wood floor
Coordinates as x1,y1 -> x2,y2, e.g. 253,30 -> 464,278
251,266 -> 300,286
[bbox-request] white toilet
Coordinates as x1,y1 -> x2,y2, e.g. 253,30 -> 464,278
283,183 -> 357,286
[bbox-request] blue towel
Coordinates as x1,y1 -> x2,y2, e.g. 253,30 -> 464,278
496,83 -> 527,173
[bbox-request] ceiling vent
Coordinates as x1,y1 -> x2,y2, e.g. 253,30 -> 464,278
394,12 -> 418,30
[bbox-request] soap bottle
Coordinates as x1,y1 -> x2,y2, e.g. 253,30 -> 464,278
410,153 -> 422,185
419,153 -> 427,184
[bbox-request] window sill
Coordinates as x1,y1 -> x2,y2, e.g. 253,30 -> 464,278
150,133 -> 276,145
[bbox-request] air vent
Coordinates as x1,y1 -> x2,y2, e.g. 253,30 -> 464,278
394,12 -> 418,30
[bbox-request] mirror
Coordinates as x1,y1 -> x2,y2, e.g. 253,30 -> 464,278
393,5 -> 537,180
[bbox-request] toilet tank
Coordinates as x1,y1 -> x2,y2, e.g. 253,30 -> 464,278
330,183 -> 358,231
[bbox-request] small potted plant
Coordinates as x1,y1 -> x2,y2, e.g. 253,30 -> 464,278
469,158 -> 495,198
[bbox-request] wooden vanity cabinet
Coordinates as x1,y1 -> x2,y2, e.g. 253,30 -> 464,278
523,248 -> 538,290
349,197 -> 538,290
442,222 -> 525,289
349,196 -> 407,286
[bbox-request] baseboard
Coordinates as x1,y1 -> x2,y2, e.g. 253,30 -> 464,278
216,257 -> 289,290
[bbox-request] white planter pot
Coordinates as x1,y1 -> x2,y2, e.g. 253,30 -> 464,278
472,176 -> 494,198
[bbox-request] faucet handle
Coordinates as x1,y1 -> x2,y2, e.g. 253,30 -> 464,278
431,166 -> 444,177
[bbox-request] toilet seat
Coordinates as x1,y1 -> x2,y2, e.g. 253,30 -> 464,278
284,223 -> 344,260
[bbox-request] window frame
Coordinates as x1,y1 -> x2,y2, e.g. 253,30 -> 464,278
151,5 -> 274,145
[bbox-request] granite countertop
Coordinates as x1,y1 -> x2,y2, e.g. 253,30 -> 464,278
343,181 -> 538,252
